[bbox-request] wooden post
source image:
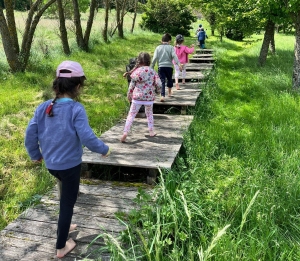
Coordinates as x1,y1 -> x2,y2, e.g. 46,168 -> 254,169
147,169 -> 158,185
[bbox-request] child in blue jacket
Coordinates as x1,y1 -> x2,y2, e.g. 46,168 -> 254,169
197,28 -> 208,49
25,61 -> 110,258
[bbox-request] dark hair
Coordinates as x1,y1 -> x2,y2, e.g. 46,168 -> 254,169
162,33 -> 172,42
136,52 -> 151,66
46,70 -> 86,116
175,34 -> 184,45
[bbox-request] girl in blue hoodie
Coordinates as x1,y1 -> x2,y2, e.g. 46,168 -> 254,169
25,61 -> 110,258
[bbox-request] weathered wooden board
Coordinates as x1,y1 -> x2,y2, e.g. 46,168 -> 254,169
196,48 -> 214,54
186,63 -> 214,71
192,53 -> 214,58
172,71 -> 205,82
82,114 -> 193,169
154,83 -> 201,107
189,57 -> 215,63
0,181 -> 142,260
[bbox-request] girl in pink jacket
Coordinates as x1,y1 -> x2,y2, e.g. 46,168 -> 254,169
173,34 -> 194,90
121,52 -> 162,142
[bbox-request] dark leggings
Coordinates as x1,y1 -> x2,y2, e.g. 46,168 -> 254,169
48,164 -> 81,249
158,67 -> 173,97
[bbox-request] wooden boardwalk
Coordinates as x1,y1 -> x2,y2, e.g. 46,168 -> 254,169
0,48 -> 214,260
1,180 -> 150,260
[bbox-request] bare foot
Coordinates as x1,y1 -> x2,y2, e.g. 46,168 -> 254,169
176,83 -> 181,90
149,132 -> 157,137
160,96 -> 165,102
182,81 -> 185,84
120,133 -> 127,143
69,224 -> 77,232
168,88 -> 173,96
57,238 -> 76,258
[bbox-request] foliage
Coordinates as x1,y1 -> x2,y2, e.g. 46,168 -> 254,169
44,0 -> 90,19
139,0 -> 196,36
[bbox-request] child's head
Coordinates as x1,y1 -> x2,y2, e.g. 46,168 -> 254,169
53,61 -> 86,99
162,33 -> 172,43
200,28 -> 204,31
46,61 -> 86,116
175,34 -> 184,45
136,52 -> 151,66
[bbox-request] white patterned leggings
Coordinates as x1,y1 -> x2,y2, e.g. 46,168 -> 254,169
123,102 -> 154,134
174,63 -> 187,80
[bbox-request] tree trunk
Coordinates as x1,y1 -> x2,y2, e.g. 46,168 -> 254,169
115,0 -> 124,38
20,0 -> 56,71
57,0 -> 70,55
72,0 -> 86,50
293,10 -> 300,89
102,0 -> 110,42
258,19 -> 275,66
0,0 -> 56,72
0,8 -> 19,71
83,0 -> 97,47
130,0 -> 138,33
269,26 -> 275,54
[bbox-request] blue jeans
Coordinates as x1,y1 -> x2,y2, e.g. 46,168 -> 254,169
158,67 -> 173,97
48,164 -> 81,249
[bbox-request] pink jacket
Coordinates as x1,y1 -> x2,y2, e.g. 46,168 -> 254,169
173,45 -> 195,64
128,66 -> 162,102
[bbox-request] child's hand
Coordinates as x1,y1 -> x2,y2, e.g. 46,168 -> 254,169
179,64 -> 183,72
32,158 -> 43,163
191,44 -> 195,48
102,148 -> 111,157
123,72 -> 128,78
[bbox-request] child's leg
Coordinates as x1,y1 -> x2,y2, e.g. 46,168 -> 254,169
182,64 -> 187,84
48,164 -> 81,257
174,64 -> 180,90
158,67 -> 166,100
144,104 -> 155,136
165,67 -> 174,96
121,102 -> 142,142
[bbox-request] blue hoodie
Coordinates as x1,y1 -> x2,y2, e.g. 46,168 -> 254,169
25,99 -> 109,170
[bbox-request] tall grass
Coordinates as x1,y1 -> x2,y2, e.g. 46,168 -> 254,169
94,31 -> 300,260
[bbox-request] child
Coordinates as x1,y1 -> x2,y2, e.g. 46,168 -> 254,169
121,52 -> 162,143
24,61 -> 110,258
173,34 -> 195,90
198,28 -> 208,49
151,33 -> 182,102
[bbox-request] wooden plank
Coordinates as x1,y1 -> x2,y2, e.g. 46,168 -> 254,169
192,54 -> 214,58
189,57 -> 215,63
186,63 -> 214,71
196,48 -> 214,54
154,83 -> 201,107
172,71 -> 205,82
82,114 -> 193,169
0,233 -> 110,260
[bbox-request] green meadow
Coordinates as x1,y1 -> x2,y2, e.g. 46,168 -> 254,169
0,13 -> 299,260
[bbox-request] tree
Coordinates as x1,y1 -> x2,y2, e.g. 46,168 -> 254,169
0,0 -> 56,72
72,0 -> 98,51
292,10 -> 300,89
102,0 -> 111,42
140,0 -> 196,36
57,0 -> 70,55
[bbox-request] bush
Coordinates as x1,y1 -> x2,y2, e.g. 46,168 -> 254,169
139,0 -> 196,36
225,28 -> 245,41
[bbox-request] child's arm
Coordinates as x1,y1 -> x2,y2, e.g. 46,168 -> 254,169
171,47 -> 183,71
25,112 -> 43,162
150,48 -> 158,68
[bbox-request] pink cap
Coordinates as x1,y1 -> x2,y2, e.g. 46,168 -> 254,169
56,61 -> 86,78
